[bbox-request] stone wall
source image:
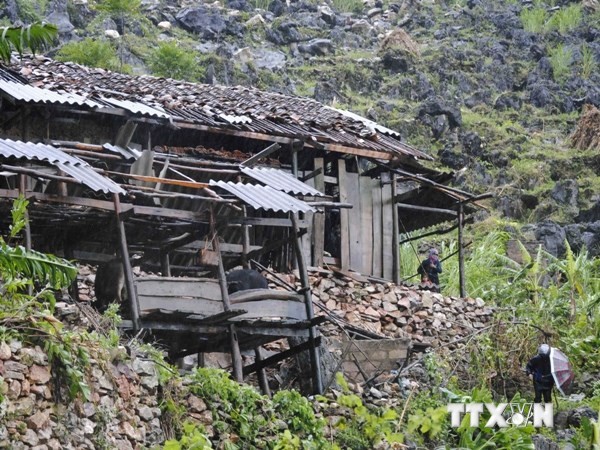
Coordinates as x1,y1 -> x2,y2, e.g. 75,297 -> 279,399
337,338 -> 411,383
0,329 -> 212,450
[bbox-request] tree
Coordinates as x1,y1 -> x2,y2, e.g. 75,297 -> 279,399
0,22 -> 58,63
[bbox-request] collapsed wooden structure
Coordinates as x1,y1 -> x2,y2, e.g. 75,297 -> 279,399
0,55 -> 485,392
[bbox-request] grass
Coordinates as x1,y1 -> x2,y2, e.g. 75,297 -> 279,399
331,0 -> 364,14
546,4 -> 582,34
549,44 -> 573,84
520,6 -> 547,33
581,44 -> 596,79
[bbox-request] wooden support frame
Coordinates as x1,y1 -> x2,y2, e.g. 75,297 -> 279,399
242,337 -> 323,376
291,213 -> 323,394
113,193 -> 140,331
391,173 -> 400,284
241,143 -> 281,168
212,207 -> 244,382
458,203 -> 466,298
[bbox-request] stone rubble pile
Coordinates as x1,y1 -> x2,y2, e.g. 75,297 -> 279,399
267,269 -> 494,350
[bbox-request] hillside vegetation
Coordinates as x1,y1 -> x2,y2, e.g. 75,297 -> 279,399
1,0 -> 600,448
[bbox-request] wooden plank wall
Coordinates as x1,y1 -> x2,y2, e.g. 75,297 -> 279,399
337,171 -> 394,280
312,157 -> 325,268
338,160 -> 350,270
346,171 -> 362,270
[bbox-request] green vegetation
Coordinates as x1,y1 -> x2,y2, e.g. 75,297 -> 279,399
520,6 -> 547,33
549,44 -> 573,84
331,0 -> 364,14
0,197 -> 89,400
56,38 -> 122,71
580,43 -> 596,79
520,4 -> 582,34
546,4 -> 582,35
0,22 -> 57,62
147,41 -> 201,81
15,0 -> 48,23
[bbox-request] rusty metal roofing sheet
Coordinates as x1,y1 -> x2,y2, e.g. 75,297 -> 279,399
209,181 -> 314,213
0,79 -> 102,108
0,139 -> 124,194
240,166 -> 324,196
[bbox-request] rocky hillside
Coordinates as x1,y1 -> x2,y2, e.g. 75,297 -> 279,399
4,0 -> 599,254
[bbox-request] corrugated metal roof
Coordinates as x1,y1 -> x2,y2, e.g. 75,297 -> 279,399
98,96 -> 170,119
0,139 -> 124,194
0,79 -> 102,108
209,181 -> 314,213
240,166 -> 324,196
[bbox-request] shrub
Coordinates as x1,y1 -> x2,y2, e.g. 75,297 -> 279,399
56,38 -> 121,71
549,44 -> 573,84
147,42 -> 201,82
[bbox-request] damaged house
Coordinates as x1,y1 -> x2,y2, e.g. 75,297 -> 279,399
0,55 -> 482,393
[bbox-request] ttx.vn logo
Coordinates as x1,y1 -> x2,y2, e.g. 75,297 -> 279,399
447,403 -> 554,428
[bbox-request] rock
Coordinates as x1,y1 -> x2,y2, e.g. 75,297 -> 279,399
567,406 -> 598,428
27,411 -> 50,431
157,21 -> 171,30
176,7 -> 229,39
298,39 -> 334,56
29,365 -> 51,384
0,342 -> 12,360
105,29 -> 120,39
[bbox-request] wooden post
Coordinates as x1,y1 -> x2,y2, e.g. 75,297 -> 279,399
112,193 -> 140,331
291,213 -> 323,394
312,158 -> 325,268
242,205 -> 251,270
458,203 -> 466,298
160,252 -> 171,277
18,175 -> 31,251
254,347 -> 271,397
213,211 -> 244,382
391,173 -> 400,284
338,159 -> 350,270
19,174 -> 32,295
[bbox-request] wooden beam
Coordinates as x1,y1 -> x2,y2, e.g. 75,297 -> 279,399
103,170 -> 211,189
242,337 -> 322,376
214,216 -> 244,383
241,143 -> 281,167
113,193 -> 140,331
0,189 -> 211,222
458,204 -> 466,298
391,174 -> 400,284
300,167 -> 322,182
312,158 -> 325,268
172,120 -> 395,160
224,217 -> 308,228
395,202 -> 458,216
306,142 -> 393,160
338,159 -> 350,270
0,164 -> 82,185
291,213 -> 323,394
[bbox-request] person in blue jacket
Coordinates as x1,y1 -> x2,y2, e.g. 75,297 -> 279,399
418,248 -> 443,292
526,344 -> 554,403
